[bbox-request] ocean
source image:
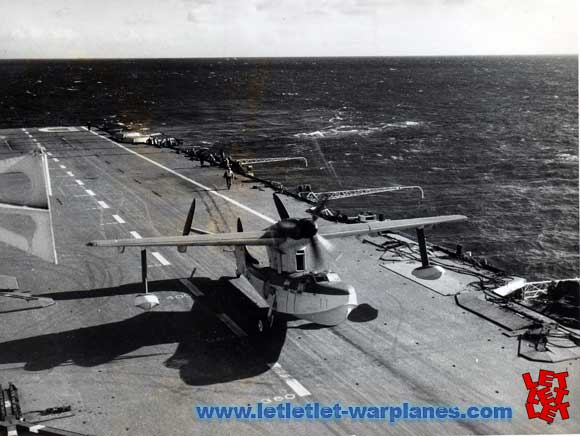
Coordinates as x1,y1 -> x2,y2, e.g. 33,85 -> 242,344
0,56 -> 578,280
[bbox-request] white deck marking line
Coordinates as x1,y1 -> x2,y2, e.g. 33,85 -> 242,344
269,363 -> 311,397
178,278 -> 204,297
75,179 -> 84,185
85,128 -> 276,224
97,200 -> 110,209
130,231 -> 142,239
28,425 -> 46,433
21,128 -> 27,132
59,164 -> 66,169
42,153 -> 53,197
85,189 -> 96,196
32,138 -> 38,142
112,214 -> 126,224
52,157 -> 59,162
216,314 -> 248,337
152,252 -> 171,266
178,278 -> 248,337
46,151 -> 53,156
66,171 -> 74,177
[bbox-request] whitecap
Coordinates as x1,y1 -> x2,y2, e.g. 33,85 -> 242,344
556,153 -> 578,162
294,131 -> 325,138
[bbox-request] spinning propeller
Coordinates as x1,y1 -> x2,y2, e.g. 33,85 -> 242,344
273,194 -> 333,267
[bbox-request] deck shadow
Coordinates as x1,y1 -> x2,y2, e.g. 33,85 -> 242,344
0,277 -> 287,386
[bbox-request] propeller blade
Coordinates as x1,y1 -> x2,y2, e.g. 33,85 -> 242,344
310,237 -> 323,268
317,234 -> 334,252
273,194 -> 290,220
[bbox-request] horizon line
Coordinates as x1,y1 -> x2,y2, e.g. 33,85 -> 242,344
0,53 -> 577,61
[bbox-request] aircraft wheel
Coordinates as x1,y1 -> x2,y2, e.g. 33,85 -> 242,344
257,318 -> 265,333
256,312 -> 275,335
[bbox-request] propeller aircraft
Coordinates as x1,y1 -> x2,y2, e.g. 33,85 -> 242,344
88,194 -> 467,331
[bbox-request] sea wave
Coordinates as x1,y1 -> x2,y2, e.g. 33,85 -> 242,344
556,153 -> 578,162
293,120 -> 423,139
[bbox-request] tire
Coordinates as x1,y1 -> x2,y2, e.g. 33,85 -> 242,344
257,318 -> 265,333
256,312 -> 275,335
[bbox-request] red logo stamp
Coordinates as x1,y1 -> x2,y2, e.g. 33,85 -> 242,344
522,369 -> 570,424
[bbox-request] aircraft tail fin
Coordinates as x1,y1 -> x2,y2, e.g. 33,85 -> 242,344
234,217 -> 259,277
179,197 -> 213,253
179,198 -> 196,253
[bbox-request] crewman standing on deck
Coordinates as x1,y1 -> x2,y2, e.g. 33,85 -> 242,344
224,166 -> 234,190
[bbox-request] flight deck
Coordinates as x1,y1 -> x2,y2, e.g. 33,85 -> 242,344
0,126 -> 578,435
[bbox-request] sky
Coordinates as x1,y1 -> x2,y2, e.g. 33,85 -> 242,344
0,0 -> 577,58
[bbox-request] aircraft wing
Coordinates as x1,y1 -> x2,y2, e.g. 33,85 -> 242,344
317,215 -> 467,239
87,231 -> 283,248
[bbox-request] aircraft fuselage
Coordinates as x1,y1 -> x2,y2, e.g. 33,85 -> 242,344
243,259 -> 358,326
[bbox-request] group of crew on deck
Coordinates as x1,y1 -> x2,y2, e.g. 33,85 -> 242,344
95,119 -> 241,190
184,147 -> 236,190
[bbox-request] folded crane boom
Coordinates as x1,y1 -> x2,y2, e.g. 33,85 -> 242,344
299,185 -> 424,203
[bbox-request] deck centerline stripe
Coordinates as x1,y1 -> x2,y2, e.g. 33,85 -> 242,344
269,363 -> 311,397
178,279 -> 248,337
152,252 -> 171,266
